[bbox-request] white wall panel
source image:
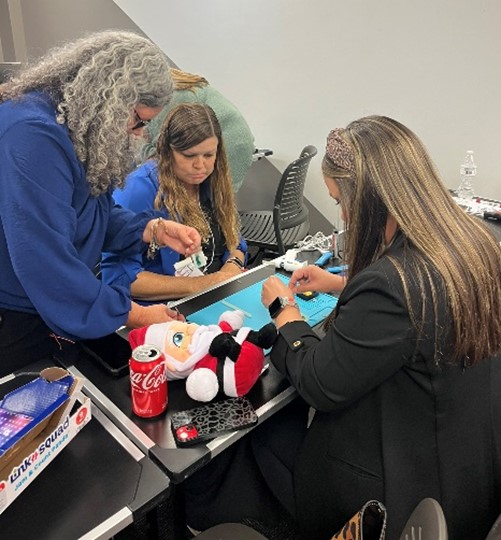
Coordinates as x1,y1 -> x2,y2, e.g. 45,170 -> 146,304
115,0 -> 501,223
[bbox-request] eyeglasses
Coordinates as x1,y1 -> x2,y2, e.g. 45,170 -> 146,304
131,110 -> 152,131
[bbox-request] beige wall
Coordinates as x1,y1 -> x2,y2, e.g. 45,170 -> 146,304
117,0 -> 501,229
2,0 -> 500,229
0,0 -> 142,61
0,0 -> 26,61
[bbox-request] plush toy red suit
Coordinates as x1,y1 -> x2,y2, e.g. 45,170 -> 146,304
128,310 -> 277,402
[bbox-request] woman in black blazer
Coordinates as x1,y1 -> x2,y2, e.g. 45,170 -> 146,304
260,116 -> 501,539
184,116 -> 501,540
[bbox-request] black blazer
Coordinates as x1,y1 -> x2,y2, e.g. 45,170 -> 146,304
271,233 -> 501,539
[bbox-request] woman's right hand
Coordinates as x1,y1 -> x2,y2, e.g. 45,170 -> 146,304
288,265 -> 346,294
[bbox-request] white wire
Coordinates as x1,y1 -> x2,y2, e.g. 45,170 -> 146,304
294,231 -> 333,253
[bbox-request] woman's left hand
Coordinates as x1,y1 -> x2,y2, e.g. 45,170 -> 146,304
166,307 -> 185,322
261,275 -> 293,308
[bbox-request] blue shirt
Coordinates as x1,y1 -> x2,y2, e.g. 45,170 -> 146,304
0,92 -> 155,339
101,160 -> 246,292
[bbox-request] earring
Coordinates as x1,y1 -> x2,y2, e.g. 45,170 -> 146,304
56,103 -> 66,125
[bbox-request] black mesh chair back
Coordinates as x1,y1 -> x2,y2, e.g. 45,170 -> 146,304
239,145 -> 317,258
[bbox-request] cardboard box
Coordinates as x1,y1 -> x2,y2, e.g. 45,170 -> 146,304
0,367 -> 91,514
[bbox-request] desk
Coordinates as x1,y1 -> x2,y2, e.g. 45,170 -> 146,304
0,359 -> 171,540
57,265 -> 298,485
484,218 -> 501,241
450,191 -> 501,242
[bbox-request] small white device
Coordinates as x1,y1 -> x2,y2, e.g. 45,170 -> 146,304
273,249 -> 307,273
174,250 -> 207,277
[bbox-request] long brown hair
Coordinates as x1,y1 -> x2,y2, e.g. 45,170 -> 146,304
154,103 -> 240,250
323,115 -> 501,365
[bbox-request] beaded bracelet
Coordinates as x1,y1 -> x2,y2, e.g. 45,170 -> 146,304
147,217 -> 164,260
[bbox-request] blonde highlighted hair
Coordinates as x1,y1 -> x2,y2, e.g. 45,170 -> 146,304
171,68 -> 209,91
322,115 -> 501,365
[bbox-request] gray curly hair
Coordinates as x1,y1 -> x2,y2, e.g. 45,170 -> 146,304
1,30 -> 173,196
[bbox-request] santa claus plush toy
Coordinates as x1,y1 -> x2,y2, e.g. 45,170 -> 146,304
128,310 -> 277,402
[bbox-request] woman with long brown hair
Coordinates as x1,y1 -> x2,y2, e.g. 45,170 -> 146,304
102,102 -> 246,301
142,68 -> 255,192
258,115 -> 501,539
142,68 -> 256,192
182,116 -> 501,540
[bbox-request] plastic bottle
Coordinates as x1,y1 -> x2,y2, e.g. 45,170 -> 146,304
457,150 -> 477,200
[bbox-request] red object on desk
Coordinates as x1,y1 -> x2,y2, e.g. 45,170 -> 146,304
129,345 -> 168,418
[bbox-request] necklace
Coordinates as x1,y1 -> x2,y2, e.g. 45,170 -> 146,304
198,200 -> 215,273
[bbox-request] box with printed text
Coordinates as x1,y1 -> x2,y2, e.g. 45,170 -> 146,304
0,367 -> 91,514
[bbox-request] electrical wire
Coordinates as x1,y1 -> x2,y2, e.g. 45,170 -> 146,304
294,231 -> 333,253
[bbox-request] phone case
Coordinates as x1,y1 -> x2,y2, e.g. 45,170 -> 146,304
171,396 -> 258,447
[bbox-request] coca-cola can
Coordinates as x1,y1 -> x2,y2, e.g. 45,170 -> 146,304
129,344 -> 168,418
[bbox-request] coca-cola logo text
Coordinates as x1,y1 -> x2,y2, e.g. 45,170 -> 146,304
130,363 -> 166,391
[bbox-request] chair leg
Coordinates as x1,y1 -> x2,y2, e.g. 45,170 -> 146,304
246,247 -> 265,268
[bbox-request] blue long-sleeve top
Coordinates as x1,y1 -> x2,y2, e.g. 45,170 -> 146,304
0,92 -> 157,339
101,160 -> 246,292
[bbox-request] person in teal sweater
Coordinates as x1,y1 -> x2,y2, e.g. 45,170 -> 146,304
142,69 -> 255,192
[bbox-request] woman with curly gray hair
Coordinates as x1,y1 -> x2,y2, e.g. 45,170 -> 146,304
0,30 -> 201,375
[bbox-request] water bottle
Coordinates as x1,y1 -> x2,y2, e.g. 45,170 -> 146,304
457,150 -> 477,200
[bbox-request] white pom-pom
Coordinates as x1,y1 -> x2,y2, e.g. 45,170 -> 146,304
186,368 -> 219,402
219,309 -> 244,330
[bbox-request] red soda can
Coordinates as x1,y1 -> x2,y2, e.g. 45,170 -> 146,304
129,344 -> 168,418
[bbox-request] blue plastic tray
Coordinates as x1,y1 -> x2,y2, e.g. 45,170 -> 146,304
188,273 -> 337,331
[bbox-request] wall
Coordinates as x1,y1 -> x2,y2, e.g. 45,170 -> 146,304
2,0 -> 500,229
0,0 -> 143,60
116,0 -> 501,228
0,0 -> 26,61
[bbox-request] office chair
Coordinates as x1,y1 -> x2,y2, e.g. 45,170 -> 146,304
195,499 -> 449,540
239,145 -> 317,262
486,513 -> 501,539
194,522 -> 267,539
399,498 -> 448,540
